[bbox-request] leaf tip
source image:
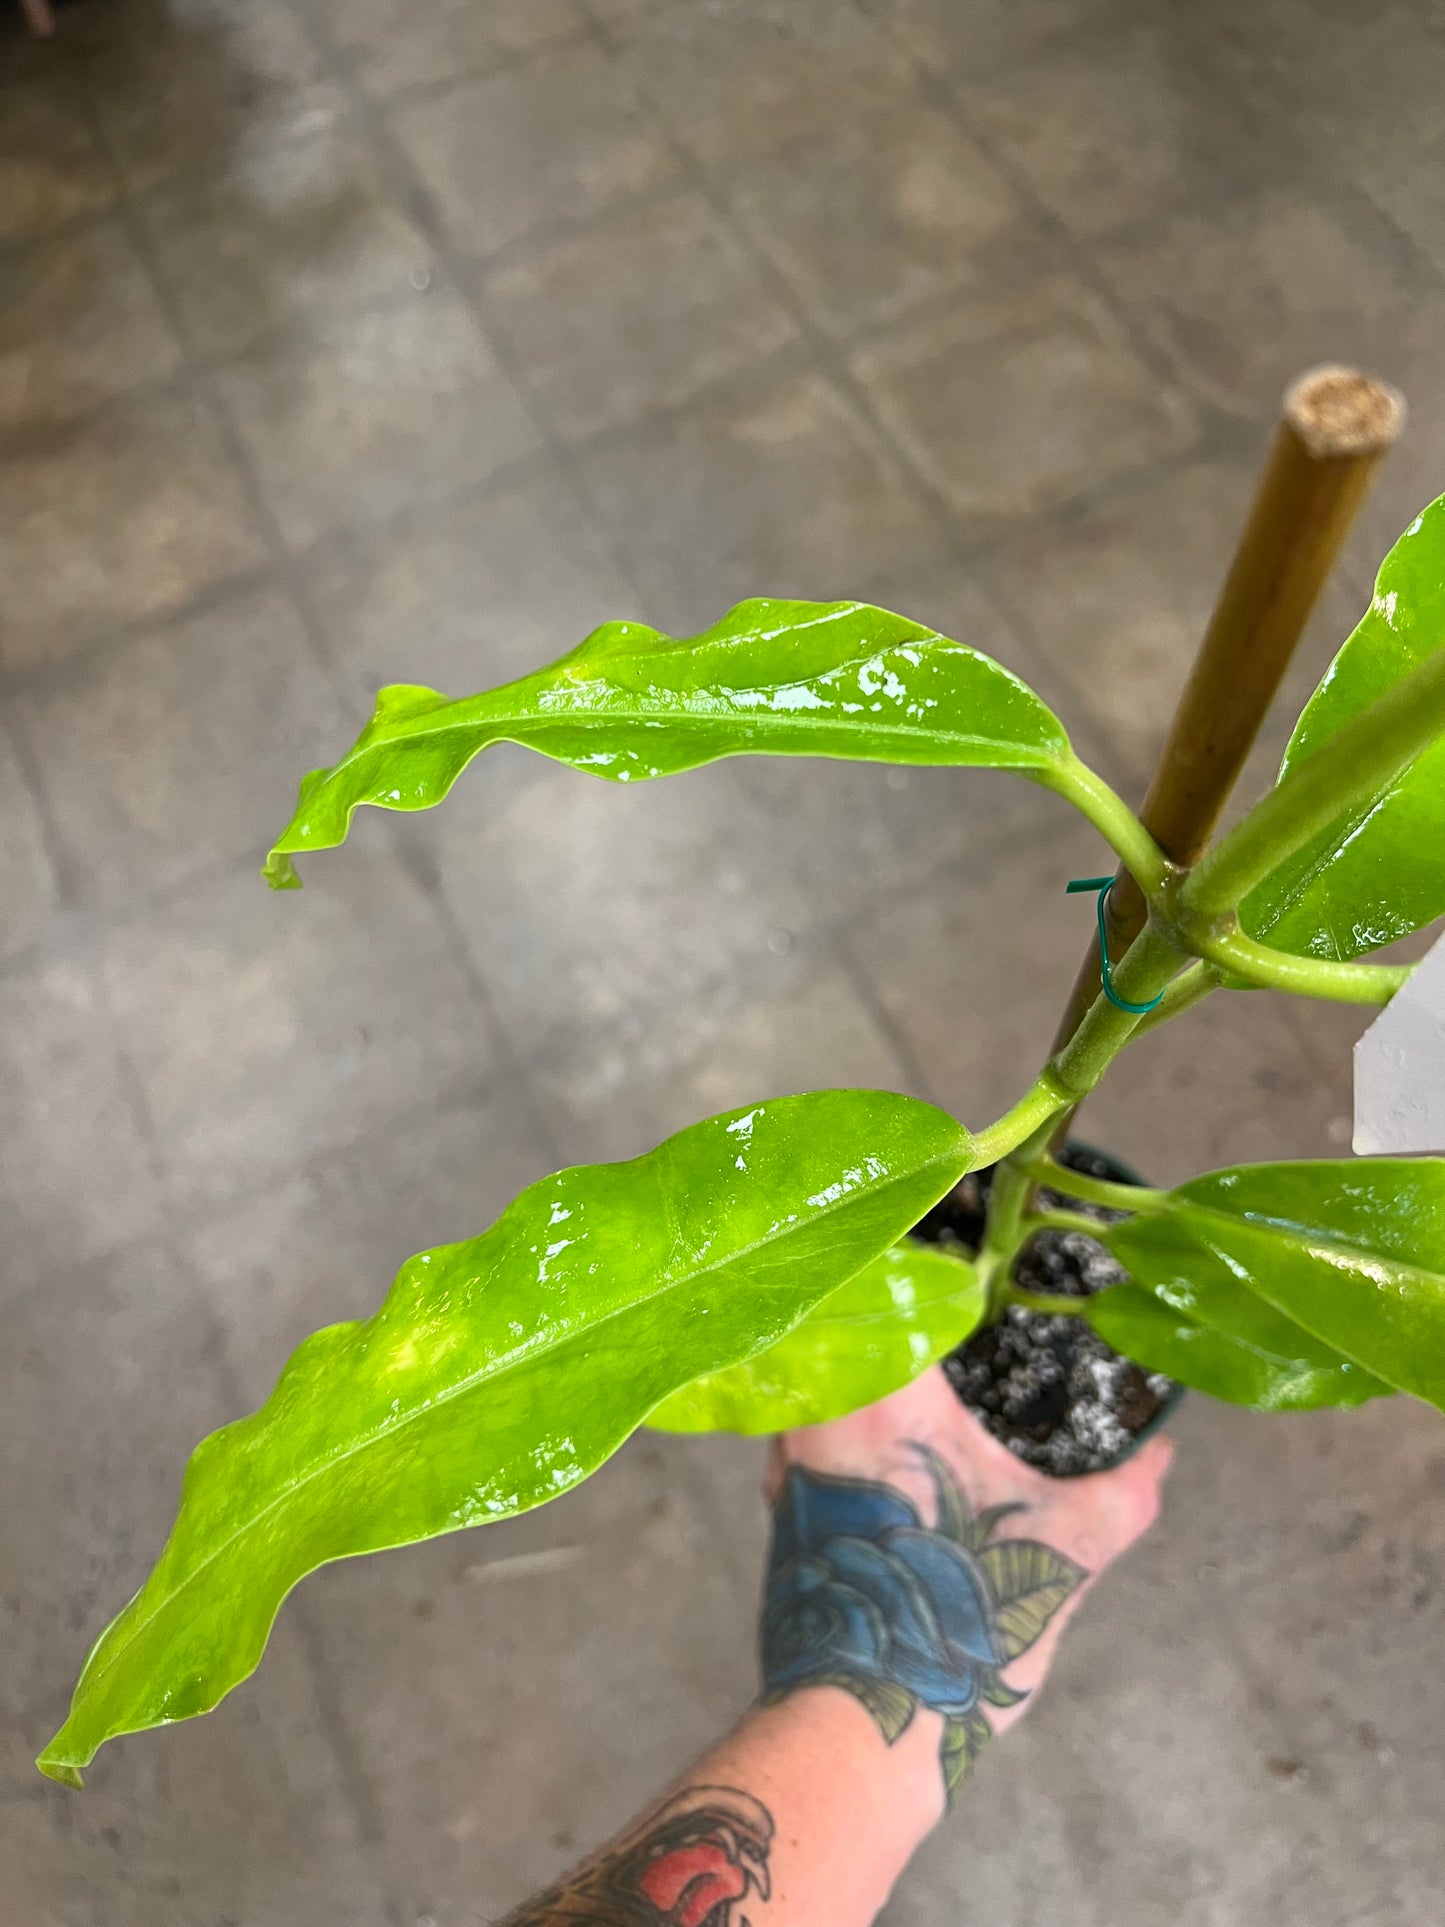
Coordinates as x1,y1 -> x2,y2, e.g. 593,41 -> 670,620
36,1742 -> 85,1791
263,850 -> 302,891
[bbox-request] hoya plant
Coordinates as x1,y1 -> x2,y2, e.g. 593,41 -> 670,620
38,492 -> 1445,1789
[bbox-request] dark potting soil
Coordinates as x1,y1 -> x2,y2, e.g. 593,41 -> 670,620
909,1144 -> 1178,1478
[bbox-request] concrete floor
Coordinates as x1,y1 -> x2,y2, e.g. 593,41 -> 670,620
3,0 -> 1445,1921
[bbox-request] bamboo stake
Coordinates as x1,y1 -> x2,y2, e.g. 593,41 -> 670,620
1048,364 -> 1405,1091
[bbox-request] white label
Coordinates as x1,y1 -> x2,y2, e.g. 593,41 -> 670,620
1354,929 -> 1445,1154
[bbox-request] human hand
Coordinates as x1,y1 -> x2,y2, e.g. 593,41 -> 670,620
501,1369 -> 1169,1927
763,1364 -> 1172,1793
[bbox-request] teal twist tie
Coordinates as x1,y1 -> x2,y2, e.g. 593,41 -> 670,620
1066,876 -> 1166,1015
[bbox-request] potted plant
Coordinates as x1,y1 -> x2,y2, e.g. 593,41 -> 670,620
36,470 -> 1445,1793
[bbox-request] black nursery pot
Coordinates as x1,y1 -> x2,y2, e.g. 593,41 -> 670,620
908,1142 -> 1184,1478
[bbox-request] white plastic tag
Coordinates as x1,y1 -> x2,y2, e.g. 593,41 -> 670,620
1354,929 -> 1445,1154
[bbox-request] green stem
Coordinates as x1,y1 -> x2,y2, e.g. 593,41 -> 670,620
1183,642 -> 1445,922
976,1115 -> 1059,1313
1031,1165 -> 1168,1214
1028,1207 -> 1113,1239
1036,755 -> 1174,898
968,1075 -> 1070,1170
976,920 -> 1184,1313
1190,926 -> 1412,1005
1125,958 -> 1216,1039
1048,920 -> 1189,1100
1005,1285 -> 1089,1319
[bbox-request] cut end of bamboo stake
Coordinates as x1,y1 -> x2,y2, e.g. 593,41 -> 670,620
1284,365 -> 1406,460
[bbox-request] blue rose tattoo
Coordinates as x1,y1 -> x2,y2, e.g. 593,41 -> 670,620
760,1445 -> 1085,1795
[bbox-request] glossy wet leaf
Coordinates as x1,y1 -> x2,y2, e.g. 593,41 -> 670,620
265,598 -> 1069,885
1241,494 -> 1445,959
647,1240 -> 984,1434
1080,1284 -> 1371,1410
38,1089 -> 972,1788
1097,1214 -> 1390,1410
1133,1160 -> 1445,1408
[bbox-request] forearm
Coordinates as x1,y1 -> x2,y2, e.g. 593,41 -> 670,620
500,1688 -> 943,1927
499,1369 -> 1168,1927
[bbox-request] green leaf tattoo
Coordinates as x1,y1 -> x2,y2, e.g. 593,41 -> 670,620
760,1445 -> 1085,1798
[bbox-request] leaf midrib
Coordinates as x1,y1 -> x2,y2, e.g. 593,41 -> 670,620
1166,1205 -> 1438,1388
1180,1198 -> 1445,1286
347,632 -> 1054,756
73,1143 -> 966,1710
354,699 -> 1055,762
1165,1299 -> 1357,1374
1102,1285 -> 1344,1377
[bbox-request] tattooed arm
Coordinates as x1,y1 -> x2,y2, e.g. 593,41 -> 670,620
501,1367 -> 1170,1927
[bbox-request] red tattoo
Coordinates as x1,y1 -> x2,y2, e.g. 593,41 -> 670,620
504,1786 -> 774,1927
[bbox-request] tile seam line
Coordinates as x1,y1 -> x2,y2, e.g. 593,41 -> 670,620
573,0 -> 1141,787
290,0 -> 687,1188
313,14 -> 597,116
295,0 -> 660,670
57,42 -> 499,1895
848,0 -> 1220,402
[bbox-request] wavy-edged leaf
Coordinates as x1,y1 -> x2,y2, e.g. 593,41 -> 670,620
1242,495 -> 1445,959
39,1089 -> 972,1788
1102,1215 -> 1392,1410
978,1541 -> 1084,1661
1131,1159 -> 1445,1408
265,598 -> 1070,885
648,1242 -> 983,1435
1083,1283 -> 1384,1411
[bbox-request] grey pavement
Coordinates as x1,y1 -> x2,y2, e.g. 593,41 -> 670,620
3,2 -> 1444,1922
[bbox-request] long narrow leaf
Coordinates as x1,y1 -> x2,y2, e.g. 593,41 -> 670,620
265,599 -> 1069,886
1102,1160 -> 1443,1408
1102,1215 -> 1391,1409
1133,1160 -> 1445,1406
39,1089 -> 972,1787
1241,494 -> 1445,959
1081,1284 -> 1380,1410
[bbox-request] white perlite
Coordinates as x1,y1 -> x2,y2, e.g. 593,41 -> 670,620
1354,928 -> 1445,1154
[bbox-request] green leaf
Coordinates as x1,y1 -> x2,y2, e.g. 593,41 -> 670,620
648,1242 -> 983,1435
940,1708 -> 994,1798
265,598 -> 1069,885
1241,494 -> 1445,959
1082,1283 -> 1383,1411
979,1673 -> 1029,1710
911,1438 -> 972,1545
978,1541 -> 1085,1661
1132,1160 -> 1445,1409
959,1501 -> 1027,1555
38,1089 -> 971,1788
1102,1214 -> 1393,1410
